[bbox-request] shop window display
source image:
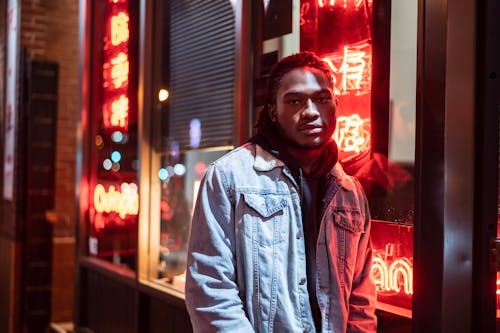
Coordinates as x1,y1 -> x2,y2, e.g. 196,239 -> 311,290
87,0 -> 139,270
299,0 -> 416,318
146,0 -> 236,294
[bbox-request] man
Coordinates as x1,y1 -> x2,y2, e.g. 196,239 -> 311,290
186,51 -> 377,333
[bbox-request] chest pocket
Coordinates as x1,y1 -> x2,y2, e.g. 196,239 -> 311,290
333,208 -> 365,233
241,192 -> 288,247
332,208 -> 365,267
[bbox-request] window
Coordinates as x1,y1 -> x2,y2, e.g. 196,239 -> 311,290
87,0 -> 139,270
144,0 -> 235,294
298,0 -> 417,321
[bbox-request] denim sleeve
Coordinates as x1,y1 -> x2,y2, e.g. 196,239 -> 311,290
185,163 -> 254,333
346,180 -> 378,333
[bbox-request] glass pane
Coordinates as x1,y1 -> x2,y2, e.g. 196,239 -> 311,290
299,0 -> 417,323
148,0 -> 234,292
155,147 -> 231,290
87,0 -> 139,270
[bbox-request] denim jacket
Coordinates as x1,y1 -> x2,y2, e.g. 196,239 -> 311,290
186,142 -> 377,333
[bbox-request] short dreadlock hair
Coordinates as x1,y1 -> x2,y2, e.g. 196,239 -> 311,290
267,51 -> 333,104
255,51 -> 334,131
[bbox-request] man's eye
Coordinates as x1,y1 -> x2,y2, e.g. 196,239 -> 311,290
316,96 -> 331,103
287,99 -> 301,105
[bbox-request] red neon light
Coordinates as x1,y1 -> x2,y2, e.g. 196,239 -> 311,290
110,94 -> 129,127
317,0 -> 364,9
93,182 -> 139,219
110,52 -> 129,89
322,41 -> 371,96
110,11 -> 129,46
102,94 -> 129,130
333,114 -> 370,154
300,2 -> 310,26
102,3 -> 131,131
371,253 -> 413,295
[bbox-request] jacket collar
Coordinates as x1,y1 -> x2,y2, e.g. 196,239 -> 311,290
253,143 -> 356,192
253,144 -> 285,171
330,162 -> 357,192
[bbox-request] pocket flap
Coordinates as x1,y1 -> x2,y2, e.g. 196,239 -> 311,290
242,193 -> 287,218
333,209 -> 365,233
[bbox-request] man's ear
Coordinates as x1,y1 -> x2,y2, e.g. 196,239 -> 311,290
269,104 -> 277,122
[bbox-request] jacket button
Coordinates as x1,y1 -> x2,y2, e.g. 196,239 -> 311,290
304,324 -> 312,332
296,232 -> 301,239
299,277 -> 306,285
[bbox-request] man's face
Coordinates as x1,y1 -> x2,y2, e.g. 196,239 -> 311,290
270,66 -> 336,150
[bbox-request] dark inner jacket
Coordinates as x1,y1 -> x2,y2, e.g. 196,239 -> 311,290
250,119 -> 338,331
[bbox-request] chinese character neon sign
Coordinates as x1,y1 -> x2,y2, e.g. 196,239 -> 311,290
93,182 -> 139,219
333,114 -> 370,154
102,2 -> 132,132
102,94 -> 129,129
322,41 -> 371,96
110,11 -> 129,46
110,52 -> 129,88
111,94 -> 129,127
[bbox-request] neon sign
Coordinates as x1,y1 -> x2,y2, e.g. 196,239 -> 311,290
93,182 -> 139,219
110,94 -> 129,127
110,11 -> 129,46
110,52 -> 129,88
322,41 -> 371,96
371,253 -> 413,296
334,114 -> 370,154
317,0 -> 366,9
101,2 -> 132,132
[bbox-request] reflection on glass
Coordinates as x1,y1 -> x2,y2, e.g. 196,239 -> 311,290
371,221 -> 413,317
300,0 -> 416,321
155,145 -> 230,289
88,0 -> 138,270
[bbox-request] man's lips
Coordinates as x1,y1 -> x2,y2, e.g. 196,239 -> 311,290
298,124 -> 323,134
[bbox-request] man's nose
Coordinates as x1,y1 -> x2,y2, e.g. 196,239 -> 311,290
302,99 -> 320,117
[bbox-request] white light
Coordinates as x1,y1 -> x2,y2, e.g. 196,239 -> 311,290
173,163 -> 186,176
111,131 -> 124,143
103,159 -> 112,170
158,89 -> 169,102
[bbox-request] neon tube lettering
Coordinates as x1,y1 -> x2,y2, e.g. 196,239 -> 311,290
93,183 -> 139,219
317,0 -> 364,9
389,259 -> 413,295
110,94 -> 129,128
110,52 -> 129,89
322,41 -> 371,96
111,11 -> 129,46
371,256 -> 389,292
371,254 -> 413,296
333,114 -> 370,153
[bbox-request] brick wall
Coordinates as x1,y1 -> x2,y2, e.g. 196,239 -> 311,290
21,0 -> 79,323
